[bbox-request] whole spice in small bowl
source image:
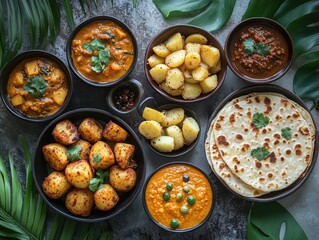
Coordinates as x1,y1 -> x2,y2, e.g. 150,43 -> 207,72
106,78 -> 143,114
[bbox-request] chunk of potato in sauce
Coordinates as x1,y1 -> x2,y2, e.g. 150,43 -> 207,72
7,58 -> 69,118
71,20 -> 135,83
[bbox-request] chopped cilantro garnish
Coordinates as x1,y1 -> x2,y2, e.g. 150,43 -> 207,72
23,76 -> 47,98
243,38 -> 270,56
243,38 -> 255,54
89,169 -> 109,192
66,145 -> 82,162
93,153 -> 102,164
252,113 -> 270,128
281,127 -> 292,140
251,147 -> 270,161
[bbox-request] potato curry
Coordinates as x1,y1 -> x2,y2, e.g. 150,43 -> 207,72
71,20 -> 135,83
7,58 -> 69,118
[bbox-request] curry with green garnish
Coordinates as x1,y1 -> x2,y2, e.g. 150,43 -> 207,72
145,164 -> 213,230
71,20 -> 135,83
7,58 -> 69,118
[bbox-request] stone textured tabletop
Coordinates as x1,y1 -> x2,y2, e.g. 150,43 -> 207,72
0,0 -> 318,239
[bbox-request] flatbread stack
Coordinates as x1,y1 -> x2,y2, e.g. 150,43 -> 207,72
205,92 -> 316,198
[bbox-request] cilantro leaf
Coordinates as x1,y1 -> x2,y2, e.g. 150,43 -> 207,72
99,49 -> 111,64
23,76 -> 47,98
93,153 -> 102,164
89,178 -> 102,192
82,38 -> 105,52
86,40 -> 111,73
244,38 -> 255,54
252,113 -> 270,128
66,145 -> 82,162
251,147 -> 270,161
96,169 -> 109,179
281,127 -> 292,140
255,42 -> 270,56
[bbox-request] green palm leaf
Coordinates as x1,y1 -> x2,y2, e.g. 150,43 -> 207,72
0,137 -> 112,239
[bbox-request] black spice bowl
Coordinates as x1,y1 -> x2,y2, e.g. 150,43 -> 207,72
106,78 -> 144,115
66,16 -> 138,87
0,50 -> 73,122
225,17 -> 294,83
33,108 -> 146,222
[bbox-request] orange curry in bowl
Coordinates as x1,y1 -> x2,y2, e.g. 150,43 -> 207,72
7,58 -> 69,118
145,164 -> 213,230
71,20 -> 135,83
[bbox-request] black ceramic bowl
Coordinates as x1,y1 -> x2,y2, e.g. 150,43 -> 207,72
139,99 -> 200,157
66,16 -> 138,87
142,162 -> 215,233
144,24 -> 226,103
0,50 -> 73,122
205,84 -> 318,202
33,108 -> 146,222
106,78 -> 144,115
225,18 -> 294,83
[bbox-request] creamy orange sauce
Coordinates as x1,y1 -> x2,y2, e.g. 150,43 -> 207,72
145,164 -> 213,229
7,58 -> 69,118
71,20 -> 135,83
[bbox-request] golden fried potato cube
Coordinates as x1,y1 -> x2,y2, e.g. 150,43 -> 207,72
52,88 -> 68,105
142,107 -> 165,123
78,118 -> 103,143
114,143 -> 135,169
24,60 -> 40,76
153,44 -> 171,58
52,119 -> 80,145
50,69 -> 65,83
165,32 -> 184,51
103,120 -> 128,142
148,54 -> 165,68
149,64 -> 169,84
10,94 -> 25,106
11,72 -> 24,86
115,28 -> 127,39
200,45 -> 220,67
200,74 -> 218,94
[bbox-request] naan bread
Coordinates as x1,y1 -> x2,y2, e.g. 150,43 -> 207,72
212,93 -> 314,192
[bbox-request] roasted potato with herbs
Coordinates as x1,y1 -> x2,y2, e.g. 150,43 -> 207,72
165,125 -> 184,150
52,119 -> 79,145
65,188 -> 94,217
89,141 -> 115,170
148,32 -> 221,100
70,139 -> 91,160
103,120 -> 128,142
42,171 -> 71,199
109,165 -> 137,192
142,107 -> 165,123
42,143 -> 68,171
65,160 -> 93,188
138,120 -> 162,139
114,143 -> 136,169
182,117 -> 200,145
94,184 -> 119,211
161,108 -> 184,127
151,136 -> 175,152
78,118 -> 103,143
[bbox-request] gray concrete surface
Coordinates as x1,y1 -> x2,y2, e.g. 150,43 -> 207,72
0,0 -> 318,239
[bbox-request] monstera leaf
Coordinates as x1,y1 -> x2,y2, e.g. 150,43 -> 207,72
0,137 -> 111,239
247,202 -> 308,240
242,0 -> 319,111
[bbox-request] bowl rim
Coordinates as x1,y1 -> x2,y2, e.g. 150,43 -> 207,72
142,161 -> 215,233
144,24 -> 227,103
139,102 -> 201,157
224,17 -> 294,83
32,108 -> 146,222
0,50 -> 73,122
66,15 -> 138,87
205,84 -> 318,202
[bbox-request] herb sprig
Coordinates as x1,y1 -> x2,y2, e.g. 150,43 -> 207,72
281,127 -> 292,140
82,38 -> 111,73
251,147 -> 270,161
23,76 -> 47,98
243,38 -> 270,56
252,113 -> 270,128
89,169 -> 109,192
66,145 -> 82,162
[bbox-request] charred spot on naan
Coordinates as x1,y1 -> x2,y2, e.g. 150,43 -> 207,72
217,135 -> 229,146
298,126 -> 310,136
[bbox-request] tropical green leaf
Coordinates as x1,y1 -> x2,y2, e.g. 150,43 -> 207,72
274,0 -> 312,19
61,0 -> 75,29
247,202 -> 308,240
188,0 -> 236,32
48,0 -> 61,45
242,0 -> 284,20
152,0 -> 210,18
0,1 -> 5,68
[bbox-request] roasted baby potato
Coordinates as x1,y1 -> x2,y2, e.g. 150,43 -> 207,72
165,50 -> 186,68
165,32 -> 183,52
152,44 -> 171,58
160,83 -> 182,96
78,118 -> 103,143
42,143 -> 68,171
182,117 -> 200,145
65,188 -> 94,217
94,184 -> 119,211
161,108 -> 184,127
52,119 -> 79,145
89,141 -> 115,170
165,125 -> 184,150
103,120 -> 128,142
192,66 -> 209,81
42,171 -> 71,199
151,136 -> 175,152
65,160 -> 93,188
148,54 -> 165,68
70,139 -> 91,160
200,74 -> 218,94
200,45 -> 220,67
142,107 -> 165,123
149,64 -> 170,84
138,120 -> 162,139
182,83 -> 202,100
184,52 -> 201,70
185,34 -> 208,44
114,143 -> 135,169
109,165 -> 137,192
165,68 -> 184,90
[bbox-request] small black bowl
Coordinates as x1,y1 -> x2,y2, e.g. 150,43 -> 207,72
0,50 -> 73,122
205,84 -> 318,202
106,78 -> 144,115
66,16 -> 138,87
33,108 -> 146,222
142,162 -> 215,232
138,98 -> 200,157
